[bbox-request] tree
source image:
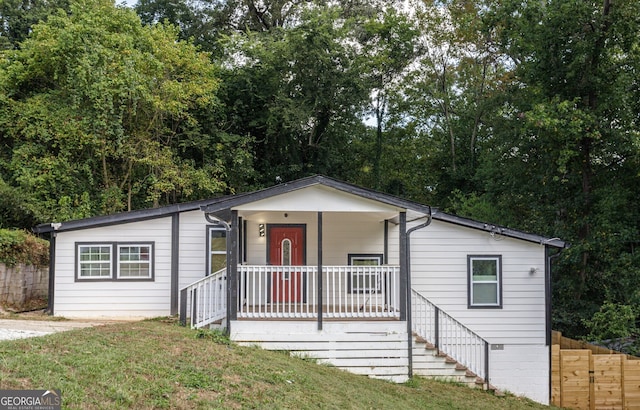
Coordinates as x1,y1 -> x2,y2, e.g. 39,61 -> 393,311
0,0 -> 241,223
358,8 -> 421,189
216,4 -> 374,184
403,0 -> 512,208
0,0 -> 70,49
418,0 -> 640,337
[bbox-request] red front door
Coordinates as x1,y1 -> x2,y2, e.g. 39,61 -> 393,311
269,225 -> 305,303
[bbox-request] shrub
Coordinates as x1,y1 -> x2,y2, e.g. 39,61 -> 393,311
0,229 -> 49,267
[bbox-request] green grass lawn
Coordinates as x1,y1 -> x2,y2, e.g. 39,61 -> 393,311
0,318 -> 554,409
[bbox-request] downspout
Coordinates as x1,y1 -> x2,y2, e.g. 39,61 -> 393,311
405,208 -> 432,378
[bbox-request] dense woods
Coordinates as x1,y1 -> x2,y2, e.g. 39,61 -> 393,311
1,0 -> 639,347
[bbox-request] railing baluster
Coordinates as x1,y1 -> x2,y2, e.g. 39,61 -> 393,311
411,289 -> 489,382
182,265 -> 403,327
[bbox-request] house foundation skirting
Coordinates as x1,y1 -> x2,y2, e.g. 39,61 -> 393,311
229,320 -> 409,382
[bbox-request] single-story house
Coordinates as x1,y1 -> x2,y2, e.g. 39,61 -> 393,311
34,175 -> 565,404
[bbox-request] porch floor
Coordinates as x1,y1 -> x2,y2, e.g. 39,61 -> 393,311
237,303 -> 400,320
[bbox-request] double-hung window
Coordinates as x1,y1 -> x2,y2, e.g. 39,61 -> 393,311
207,226 -> 227,276
468,255 -> 502,308
117,245 -> 152,279
348,254 -> 383,294
76,242 -> 154,281
77,245 -> 112,279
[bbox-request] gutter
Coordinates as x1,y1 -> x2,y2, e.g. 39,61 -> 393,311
405,208 -> 433,378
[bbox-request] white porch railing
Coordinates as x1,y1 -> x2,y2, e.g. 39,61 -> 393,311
181,265 -> 401,327
323,266 -> 400,319
411,289 -> 489,383
237,265 -> 400,319
180,268 -> 227,329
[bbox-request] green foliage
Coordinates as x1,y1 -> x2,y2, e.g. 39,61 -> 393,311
0,0 -> 71,50
584,302 -> 637,343
194,328 -> 230,345
0,178 -> 40,228
0,0 -> 242,222
1,0 -> 640,345
0,229 -> 48,266
413,0 -> 640,340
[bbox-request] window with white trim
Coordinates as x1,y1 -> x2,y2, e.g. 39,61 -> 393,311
118,245 -> 152,279
207,226 -> 226,275
76,242 -> 154,281
468,255 -> 502,308
78,245 -> 112,279
348,254 -> 383,294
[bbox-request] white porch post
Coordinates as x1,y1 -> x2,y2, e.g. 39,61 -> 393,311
317,212 -> 323,330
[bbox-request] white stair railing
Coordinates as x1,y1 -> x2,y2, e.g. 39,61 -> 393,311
412,289 -> 489,384
180,268 -> 227,329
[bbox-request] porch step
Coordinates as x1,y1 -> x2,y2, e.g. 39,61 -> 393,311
412,335 -> 487,389
204,318 -> 226,331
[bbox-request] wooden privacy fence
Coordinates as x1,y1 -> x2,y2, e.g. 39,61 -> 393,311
552,331 -> 639,356
552,344 -> 640,409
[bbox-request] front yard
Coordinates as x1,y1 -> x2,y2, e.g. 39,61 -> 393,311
0,317 -> 553,409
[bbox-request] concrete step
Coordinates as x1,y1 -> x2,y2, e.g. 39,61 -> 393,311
412,334 -> 489,390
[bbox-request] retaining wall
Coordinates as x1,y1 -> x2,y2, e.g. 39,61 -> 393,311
0,263 -> 48,309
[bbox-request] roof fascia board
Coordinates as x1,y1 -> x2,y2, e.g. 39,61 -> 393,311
201,175 -> 432,215
33,197 -> 223,234
431,211 -> 566,248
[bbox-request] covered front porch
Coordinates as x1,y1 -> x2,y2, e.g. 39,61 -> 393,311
180,179 -> 429,330
181,264 -> 401,328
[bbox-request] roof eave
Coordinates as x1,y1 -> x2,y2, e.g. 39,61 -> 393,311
432,211 -> 567,248
200,175 -> 432,215
32,197 -> 224,234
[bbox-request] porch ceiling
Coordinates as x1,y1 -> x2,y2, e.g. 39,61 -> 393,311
238,209 -> 399,222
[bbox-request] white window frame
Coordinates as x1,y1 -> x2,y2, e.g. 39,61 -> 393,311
468,255 -> 502,308
77,244 -> 113,280
76,242 -> 155,282
207,226 -> 227,276
348,254 -> 383,294
117,244 -> 153,280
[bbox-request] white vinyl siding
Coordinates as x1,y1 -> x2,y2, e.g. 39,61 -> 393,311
243,213 -> 385,266
177,210 -> 210,290
396,219 -> 547,345
55,218 -> 172,318
396,219 -> 549,404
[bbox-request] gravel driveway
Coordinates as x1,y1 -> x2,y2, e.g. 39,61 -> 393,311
0,319 -> 105,341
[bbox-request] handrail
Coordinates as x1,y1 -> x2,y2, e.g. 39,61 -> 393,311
180,268 -> 227,329
237,265 -> 401,319
180,265 -> 401,325
411,289 -> 489,385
